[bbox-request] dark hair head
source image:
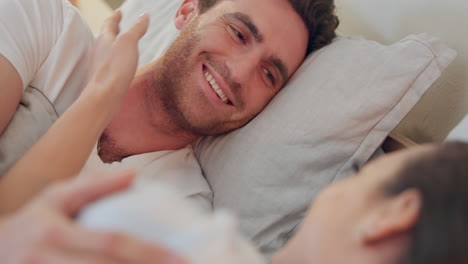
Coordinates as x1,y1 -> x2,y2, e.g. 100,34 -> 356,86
197,0 -> 339,56
383,141 -> 468,264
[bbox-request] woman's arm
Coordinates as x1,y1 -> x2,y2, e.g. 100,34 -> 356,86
0,11 -> 149,214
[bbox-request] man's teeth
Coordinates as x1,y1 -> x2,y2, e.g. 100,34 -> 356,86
204,71 -> 228,104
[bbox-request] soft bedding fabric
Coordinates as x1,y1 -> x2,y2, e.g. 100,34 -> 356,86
118,0 -> 456,257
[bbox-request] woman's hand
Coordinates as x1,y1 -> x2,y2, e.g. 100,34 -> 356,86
84,10 -> 149,110
0,12 -> 150,214
0,171 -> 186,264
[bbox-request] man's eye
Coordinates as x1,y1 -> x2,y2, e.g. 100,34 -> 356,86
231,26 -> 246,43
263,68 -> 276,85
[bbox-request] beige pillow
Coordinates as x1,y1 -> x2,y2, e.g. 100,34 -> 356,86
194,35 -> 456,256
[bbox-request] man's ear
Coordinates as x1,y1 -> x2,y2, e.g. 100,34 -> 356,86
359,189 -> 422,245
174,0 -> 200,30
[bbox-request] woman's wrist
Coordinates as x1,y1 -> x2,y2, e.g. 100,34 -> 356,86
78,81 -> 125,122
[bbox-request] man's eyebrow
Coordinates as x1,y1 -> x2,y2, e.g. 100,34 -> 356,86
269,56 -> 289,85
225,12 -> 263,43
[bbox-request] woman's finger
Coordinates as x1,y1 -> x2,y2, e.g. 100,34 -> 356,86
34,247 -> 122,264
60,227 -> 187,264
121,13 -> 149,42
42,170 -> 135,216
100,9 -> 122,36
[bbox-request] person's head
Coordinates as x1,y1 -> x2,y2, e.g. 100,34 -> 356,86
273,141 -> 468,264
146,0 -> 339,136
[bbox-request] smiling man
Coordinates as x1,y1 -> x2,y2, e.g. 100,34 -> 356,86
98,0 -> 340,162
0,0 -> 338,213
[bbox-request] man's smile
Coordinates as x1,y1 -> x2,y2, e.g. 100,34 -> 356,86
202,64 -> 233,106
204,70 -> 228,103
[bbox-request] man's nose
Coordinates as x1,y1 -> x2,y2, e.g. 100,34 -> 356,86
225,51 -> 261,84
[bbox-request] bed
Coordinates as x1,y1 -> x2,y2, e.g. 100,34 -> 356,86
76,0 -> 468,258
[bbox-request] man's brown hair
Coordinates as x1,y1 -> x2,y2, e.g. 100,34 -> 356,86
198,0 -> 339,56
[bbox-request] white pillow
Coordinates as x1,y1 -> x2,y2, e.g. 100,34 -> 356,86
120,0 -> 456,257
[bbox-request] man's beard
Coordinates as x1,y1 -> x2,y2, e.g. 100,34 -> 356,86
146,18 -> 254,136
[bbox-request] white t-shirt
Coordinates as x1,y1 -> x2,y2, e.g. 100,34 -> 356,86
0,0 -> 212,209
0,0 -> 93,115
82,145 -> 213,211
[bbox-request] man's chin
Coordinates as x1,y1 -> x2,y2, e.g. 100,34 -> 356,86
177,116 -> 244,136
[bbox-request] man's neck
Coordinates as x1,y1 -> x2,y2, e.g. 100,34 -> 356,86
98,63 -> 199,163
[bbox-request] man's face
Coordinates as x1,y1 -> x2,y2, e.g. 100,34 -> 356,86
153,0 -> 308,135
